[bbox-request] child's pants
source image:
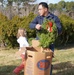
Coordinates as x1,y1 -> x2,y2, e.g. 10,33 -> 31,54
13,54 -> 25,74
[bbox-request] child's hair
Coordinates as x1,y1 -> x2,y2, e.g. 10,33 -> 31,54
17,28 -> 27,38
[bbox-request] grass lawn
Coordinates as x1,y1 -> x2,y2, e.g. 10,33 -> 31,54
0,47 -> 74,75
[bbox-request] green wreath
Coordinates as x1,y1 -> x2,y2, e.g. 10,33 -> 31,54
38,18 -> 58,48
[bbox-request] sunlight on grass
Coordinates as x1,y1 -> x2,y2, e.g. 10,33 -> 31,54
52,48 -> 74,75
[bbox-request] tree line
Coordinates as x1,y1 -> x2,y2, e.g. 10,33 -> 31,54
0,1 -> 74,48
0,1 -> 74,19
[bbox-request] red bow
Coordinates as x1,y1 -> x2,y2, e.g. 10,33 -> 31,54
48,22 -> 53,32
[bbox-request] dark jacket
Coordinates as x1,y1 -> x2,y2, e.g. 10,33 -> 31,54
30,12 -> 62,35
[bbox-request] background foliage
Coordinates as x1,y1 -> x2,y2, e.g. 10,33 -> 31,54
55,14 -> 74,46
0,1 -> 74,48
0,12 -> 74,48
0,12 -> 36,48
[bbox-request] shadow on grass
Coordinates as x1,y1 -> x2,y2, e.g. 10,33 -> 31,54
0,61 -> 74,75
0,65 -> 24,75
53,61 -> 74,75
55,43 -> 74,50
